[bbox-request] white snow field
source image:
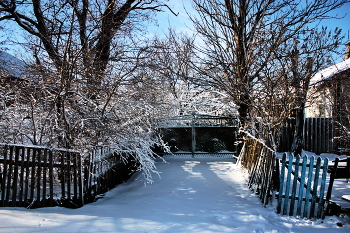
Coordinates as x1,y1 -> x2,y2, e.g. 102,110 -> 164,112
0,157 -> 349,233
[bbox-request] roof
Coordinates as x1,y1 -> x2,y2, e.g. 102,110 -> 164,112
309,59 -> 350,86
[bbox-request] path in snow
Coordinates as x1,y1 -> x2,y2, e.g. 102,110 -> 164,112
0,157 -> 349,232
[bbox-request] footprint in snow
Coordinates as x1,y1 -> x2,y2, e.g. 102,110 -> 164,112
212,214 -> 240,228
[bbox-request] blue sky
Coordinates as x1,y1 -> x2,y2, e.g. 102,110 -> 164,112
1,1 -> 349,59
150,1 -> 350,62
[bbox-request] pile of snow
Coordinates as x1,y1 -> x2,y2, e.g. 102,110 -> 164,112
0,157 -> 349,232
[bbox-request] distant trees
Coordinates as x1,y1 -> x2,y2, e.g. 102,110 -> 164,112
189,0 -> 348,149
143,29 -> 238,116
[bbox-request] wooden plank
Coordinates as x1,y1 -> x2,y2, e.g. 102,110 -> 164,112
303,156 -> 314,218
49,150 -> 54,207
263,150 -> 275,206
310,157 -> 321,218
29,149 -> 36,207
36,149 -> 42,208
12,146 -> 20,207
67,151 -> 71,207
317,158 -> 329,219
24,148 -> 30,206
1,145 -> 8,206
283,154 -> 293,215
42,149 -> 48,207
289,154 -> 300,216
60,151 -> 66,203
77,152 -> 83,207
18,147 -> 25,206
296,155 -> 307,217
73,152 -> 78,206
5,146 -> 14,206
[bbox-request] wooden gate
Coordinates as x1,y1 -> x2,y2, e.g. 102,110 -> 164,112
276,153 -> 329,219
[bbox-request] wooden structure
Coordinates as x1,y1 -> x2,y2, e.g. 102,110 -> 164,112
156,113 -> 239,156
276,154 -> 329,219
238,134 -> 276,207
0,144 -> 135,208
278,117 -> 336,154
240,135 -> 349,219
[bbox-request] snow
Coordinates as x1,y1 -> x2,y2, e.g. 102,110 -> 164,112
0,157 -> 349,232
309,59 -> 350,86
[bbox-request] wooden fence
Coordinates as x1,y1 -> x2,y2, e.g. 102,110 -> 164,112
238,134 -> 276,207
83,147 -> 135,204
276,153 -> 329,219
239,136 -> 348,219
304,118 -> 334,154
0,144 -> 135,208
278,117 -> 336,154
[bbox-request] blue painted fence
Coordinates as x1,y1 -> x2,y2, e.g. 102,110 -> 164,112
276,153 -> 329,219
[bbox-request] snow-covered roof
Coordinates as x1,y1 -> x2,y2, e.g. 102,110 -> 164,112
309,59 -> 350,86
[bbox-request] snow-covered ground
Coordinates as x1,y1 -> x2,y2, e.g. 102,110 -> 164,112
0,157 -> 349,233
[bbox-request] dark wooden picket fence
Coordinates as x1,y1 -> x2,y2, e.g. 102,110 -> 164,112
0,144 -> 135,209
83,147 -> 135,204
278,117 -> 336,154
276,153 -> 330,219
304,118 -> 335,154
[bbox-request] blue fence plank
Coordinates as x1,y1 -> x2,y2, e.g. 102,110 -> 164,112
303,156 -> 314,218
289,154 -> 300,216
283,154 -> 294,215
296,155 -> 308,217
317,158 -> 329,219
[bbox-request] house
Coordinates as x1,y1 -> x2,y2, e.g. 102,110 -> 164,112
306,43 -> 350,119
305,43 -> 350,152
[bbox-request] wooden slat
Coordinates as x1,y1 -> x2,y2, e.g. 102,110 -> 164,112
277,153 -> 286,214
289,154 -> 300,216
303,156 -> 314,218
42,149 -> 48,207
18,147 -> 25,206
29,149 -> 36,207
1,145 -> 8,206
24,148 -> 30,206
317,158 -> 329,218
12,146 -> 20,206
310,157 -> 321,218
283,154 -> 293,215
49,150 -> 54,207
5,146 -> 14,206
36,149 -> 42,208
296,156 -> 307,217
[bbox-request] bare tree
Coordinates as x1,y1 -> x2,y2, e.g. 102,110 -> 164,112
189,0 -> 348,149
0,0 -> 179,182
